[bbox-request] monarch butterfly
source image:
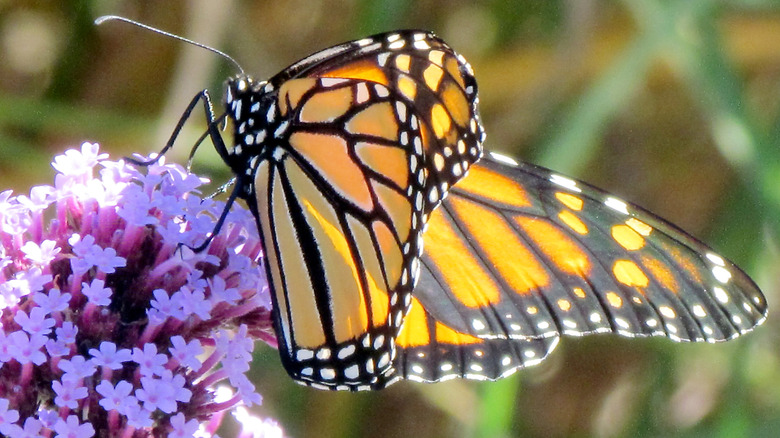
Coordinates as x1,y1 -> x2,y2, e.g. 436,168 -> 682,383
100,19 -> 767,391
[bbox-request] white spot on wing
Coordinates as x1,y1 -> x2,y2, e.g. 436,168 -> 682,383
706,253 -> 726,266
712,266 -> 732,284
321,78 -> 349,87
274,120 -> 289,137
344,364 -> 360,379
356,82 -> 369,104
337,344 -> 356,359
550,174 -> 582,193
605,197 -> 629,215
375,84 -> 390,98
413,40 -> 431,50
489,152 -> 519,166
389,40 -> 405,50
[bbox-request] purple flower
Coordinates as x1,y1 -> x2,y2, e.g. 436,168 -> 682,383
169,336 -> 203,371
16,185 -> 54,212
55,322 -> 78,344
0,144 -> 275,436
2,204 -> 32,235
95,380 -> 134,412
116,187 -> 158,226
234,406 -> 285,438
149,288 -> 185,320
177,286 -> 213,320
53,415 -> 95,438
8,331 -> 48,365
45,339 -> 70,358
21,240 -> 60,266
89,342 -> 132,370
169,412 -> 200,438
14,307 -> 55,337
36,408 -> 58,430
70,236 -> 127,275
3,416 -> 43,438
33,288 -> 72,313
0,398 -> 20,435
135,375 -> 178,414
69,234 -> 97,259
1,269 -> 52,309
81,279 -> 112,306
51,142 -> 107,177
131,343 -> 168,377
159,369 -> 192,403
58,355 -> 96,381
209,275 -> 242,306
90,246 -> 126,274
52,379 -> 88,409
122,401 -> 153,429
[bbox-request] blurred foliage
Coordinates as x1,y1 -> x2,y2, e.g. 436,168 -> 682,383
1,0 -> 779,437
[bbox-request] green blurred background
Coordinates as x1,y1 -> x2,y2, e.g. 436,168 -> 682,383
1,1 -> 779,437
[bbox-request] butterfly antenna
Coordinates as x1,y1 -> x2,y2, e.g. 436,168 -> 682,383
95,15 -> 245,75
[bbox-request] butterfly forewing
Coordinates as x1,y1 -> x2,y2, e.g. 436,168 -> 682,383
272,30 -> 486,205
227,30 -> 485,390
415,154 -> 767,343
247,80 -> 425,390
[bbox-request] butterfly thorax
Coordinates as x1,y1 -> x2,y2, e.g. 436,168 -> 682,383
223,75 -> 281,186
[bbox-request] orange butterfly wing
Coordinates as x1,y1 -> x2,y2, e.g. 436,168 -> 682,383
227,30 -> 485,390
413,153 -> 766,345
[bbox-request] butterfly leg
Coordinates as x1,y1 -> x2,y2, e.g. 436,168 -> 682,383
188,177 -> 246,252
125,90 -> 243,253
126,89 -> 231,166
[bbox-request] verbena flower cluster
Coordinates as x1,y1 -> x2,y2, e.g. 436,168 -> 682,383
0,143 -> 282,437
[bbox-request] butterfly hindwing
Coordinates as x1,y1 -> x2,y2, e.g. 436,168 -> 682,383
395,296 -> 559,383
414,153 -> 767,344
